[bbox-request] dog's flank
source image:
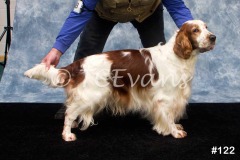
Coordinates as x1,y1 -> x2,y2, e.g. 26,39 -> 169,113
24,20 -> 216,142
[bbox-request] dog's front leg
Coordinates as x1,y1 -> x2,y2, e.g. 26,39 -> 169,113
151,101 -> 187,138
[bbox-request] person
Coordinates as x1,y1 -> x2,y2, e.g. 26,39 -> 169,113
41,0 -> 193,69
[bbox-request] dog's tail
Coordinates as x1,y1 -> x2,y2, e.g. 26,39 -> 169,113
24,63 -> 70,88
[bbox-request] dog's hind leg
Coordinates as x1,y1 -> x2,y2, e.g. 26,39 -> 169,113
62,83 -> 110,141
62,103 -> 81,141
62,100 -> 107,141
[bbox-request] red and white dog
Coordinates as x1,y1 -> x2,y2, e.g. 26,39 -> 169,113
25,20 -> 216,141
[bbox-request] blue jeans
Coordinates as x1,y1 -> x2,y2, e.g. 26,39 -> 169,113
74,4 -> 166,61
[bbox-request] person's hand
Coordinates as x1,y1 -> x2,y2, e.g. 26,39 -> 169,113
41,48 -> 62,69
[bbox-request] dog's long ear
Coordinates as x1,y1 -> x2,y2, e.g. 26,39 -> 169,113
173,31 -> 193,59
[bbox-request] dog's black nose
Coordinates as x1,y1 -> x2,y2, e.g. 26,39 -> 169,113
209,35 -> 216,42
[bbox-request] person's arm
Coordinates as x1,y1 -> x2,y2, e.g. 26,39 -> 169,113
53,0 -> 98,54
162,0 -> 193,28
42,0 -> 98,68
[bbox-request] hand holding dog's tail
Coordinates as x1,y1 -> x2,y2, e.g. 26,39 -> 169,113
24,63 -> 70,87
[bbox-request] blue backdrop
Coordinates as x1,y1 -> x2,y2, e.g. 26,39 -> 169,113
0,0 -> 240,103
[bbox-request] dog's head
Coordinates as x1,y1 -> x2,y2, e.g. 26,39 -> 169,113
173,20 -> 216,59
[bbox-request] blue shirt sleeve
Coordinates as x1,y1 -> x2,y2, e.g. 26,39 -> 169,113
53,0 -> 98,54
162,0 -> 193,28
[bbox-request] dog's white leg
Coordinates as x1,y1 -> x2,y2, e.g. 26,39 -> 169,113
62,102 -> 104,141
151,108 -> 171,136
62,104 -> 80,142
151,101 -> 187,138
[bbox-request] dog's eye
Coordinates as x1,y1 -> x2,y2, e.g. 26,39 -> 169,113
193,28 -> 199,33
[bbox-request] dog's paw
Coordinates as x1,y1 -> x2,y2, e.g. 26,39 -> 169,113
62,133 -> 77,142
153,125 -> 171,136
175,124 -> 184,130
171,129 -> 187,139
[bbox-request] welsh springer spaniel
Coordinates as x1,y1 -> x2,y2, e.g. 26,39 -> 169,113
25,20 -> 216,141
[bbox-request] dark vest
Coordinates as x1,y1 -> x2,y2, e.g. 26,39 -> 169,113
95,0 -> 162,23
